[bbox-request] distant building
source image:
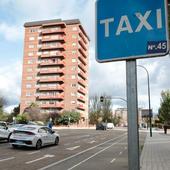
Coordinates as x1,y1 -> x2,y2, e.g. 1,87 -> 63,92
114,108 -> 144,126
20,19 -> 89,125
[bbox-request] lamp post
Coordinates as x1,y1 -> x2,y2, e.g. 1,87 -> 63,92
137,65 -> 152,137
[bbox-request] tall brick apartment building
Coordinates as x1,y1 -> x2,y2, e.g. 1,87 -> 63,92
20,19 -> 89,125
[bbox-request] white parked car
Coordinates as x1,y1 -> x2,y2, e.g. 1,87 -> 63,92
106,123 -> 114,129
9,125 -> 59,149
0,121 -> 11,141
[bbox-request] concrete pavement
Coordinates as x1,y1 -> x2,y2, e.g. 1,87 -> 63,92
140,130 -> 170,170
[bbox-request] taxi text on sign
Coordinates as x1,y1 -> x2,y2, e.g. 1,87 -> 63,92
96,0 -> 169,62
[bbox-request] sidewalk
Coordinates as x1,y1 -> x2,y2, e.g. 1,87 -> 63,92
140,130 -> 170,170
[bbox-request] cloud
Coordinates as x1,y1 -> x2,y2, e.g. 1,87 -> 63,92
0,22 -> 23,42
0,60 -> 22,106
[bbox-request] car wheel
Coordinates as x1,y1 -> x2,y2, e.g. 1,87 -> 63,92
12,144 -> 18,149
54,137 -> 59,145
36,140 -> 42,150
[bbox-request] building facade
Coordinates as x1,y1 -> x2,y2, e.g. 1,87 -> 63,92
20,19 -> 89,124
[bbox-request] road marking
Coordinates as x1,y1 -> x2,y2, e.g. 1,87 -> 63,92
27,151 -> 40,155
0,157 -> 15,162
38,133 -> 127,170
88,140 -> 96,144
67,136 -> 126,170
25,154 -> 55,164
66,146 -> 80,151
110,158 -> 116,163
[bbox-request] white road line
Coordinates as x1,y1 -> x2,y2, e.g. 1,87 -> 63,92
110,158 -> 116,163
88,140 -> 96,144
27,151 -> 40,155
38,133 -> 127,170
25,154 -> 55,164
67,137 -> 126,170
0,157 -> 15,162
66,146 -> 80,151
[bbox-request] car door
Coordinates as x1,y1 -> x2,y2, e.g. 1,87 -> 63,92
45,127 -> 56,144
0,126 -> 9,139
38,127 -> 48,145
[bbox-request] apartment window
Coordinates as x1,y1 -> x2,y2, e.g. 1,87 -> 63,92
72,50 -> 77,54
27,60 -> 33,64
71,75 -> 76,79
29,37 -> 35,41
71,100 -> 76,104
72,34 -> 77,39
71,92 -> 76,96
26,92 -> 31,97
72,27 -> 78,31
72,58 -> 76,63
71,66 -> 76,71
26,76 -> 32,80
26,84 -> 32,88
72,42 -> 76,47
30,28 -> 37,33
27,68 -> 33,72
28,52 -> 33,56
29,45 -> 34,48
71,84 -> 76,87
37,52 -> 42,55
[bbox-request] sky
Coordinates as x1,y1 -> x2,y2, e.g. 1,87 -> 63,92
0,0 -> 170,114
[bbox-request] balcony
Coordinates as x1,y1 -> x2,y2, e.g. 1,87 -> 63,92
38,94 -> 64,100
41,35 -> 65,42
78,63 -> 86,73
40,102 -> 64,109
41,43 -> 65,50
77,95 -> 85,102
39,68 -> 65,74
78,69 -> 86,80
41,28 -> 66,34
79,31 -> 87,44
78,87 -> 86,95
78,47 -> 88,59
38,85 -> 64,91
39,76 -> 64,82
78,79 -> 86,88
77,104 -> 85,110
41,51 -> 65,58
78,38 -> 87,51
39,60 -> 65,67
78,56 -> 87,66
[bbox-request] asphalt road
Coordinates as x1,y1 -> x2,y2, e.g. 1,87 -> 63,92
0,129 -> 146,170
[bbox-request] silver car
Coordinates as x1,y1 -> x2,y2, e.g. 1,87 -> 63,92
9,125 -> 59,149
0,121 -> 11,141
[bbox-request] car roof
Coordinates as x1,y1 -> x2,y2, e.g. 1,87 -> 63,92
15,125 -> 48,132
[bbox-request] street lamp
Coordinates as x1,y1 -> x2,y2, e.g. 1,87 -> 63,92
137,65 -> 152,137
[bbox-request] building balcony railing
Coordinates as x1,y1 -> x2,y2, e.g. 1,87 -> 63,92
78,55 -> 87,66
78,79 -> 86,88
77,95 -> 85,102
78,38 -> 87,51
78,63 -> 86,73
40,103 -> 64,109
78,47 -> 88,59
38,76 -> 64,82
39,68 -> 65,74
41,43 -> 65,50
38,85 -> 64,91
77,104 -> 85,110
78,69 -> 86,80
38,94 -> 64,100
41,28 -> 66,34
41,51 -> 65,58
39,60 -> 65,66
79,31 -> 87,44
78,87 -> 86,95
41,35 -> 66,42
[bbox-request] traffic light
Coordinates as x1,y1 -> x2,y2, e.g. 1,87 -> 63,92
100,96 -> 104,102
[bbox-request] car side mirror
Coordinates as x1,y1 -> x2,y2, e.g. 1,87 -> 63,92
6,127 -> 8,130
52,130 -> 55,134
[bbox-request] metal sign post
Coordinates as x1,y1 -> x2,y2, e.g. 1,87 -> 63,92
126,60 -> 139,170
